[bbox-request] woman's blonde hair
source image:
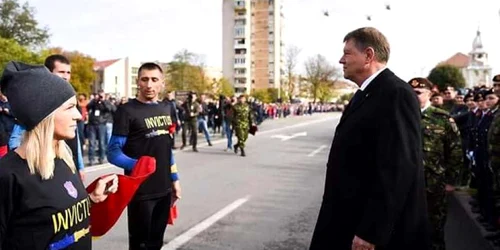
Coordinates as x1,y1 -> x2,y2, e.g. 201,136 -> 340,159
22,112 -> 76,180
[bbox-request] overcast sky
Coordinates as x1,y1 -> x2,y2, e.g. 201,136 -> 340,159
28,0 -> 500,81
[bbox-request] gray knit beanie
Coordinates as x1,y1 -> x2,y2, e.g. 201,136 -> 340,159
0,61 -> 76,131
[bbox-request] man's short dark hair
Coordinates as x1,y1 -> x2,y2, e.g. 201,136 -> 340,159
343,27 -> 390,63
138,62 -> 163,75
44,54 -> 70,72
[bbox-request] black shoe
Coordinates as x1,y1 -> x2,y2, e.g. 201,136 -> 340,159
180,144 -> 186,150
234,144 -> 239,154
193,148 -> 198,152
208,141 -> 213,146
241,148 -> 246,157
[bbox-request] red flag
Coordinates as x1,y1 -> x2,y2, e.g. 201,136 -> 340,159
86,156 -> 156,237
168,205 -> 178,225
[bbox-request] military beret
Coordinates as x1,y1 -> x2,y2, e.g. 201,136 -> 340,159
493,74 -> 500,82
474,91 -> 486,102
464,92 -> 474,101
484,88 -> 495,96
408,77 -> 433,90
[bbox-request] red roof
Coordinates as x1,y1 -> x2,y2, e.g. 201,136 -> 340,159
439,53 -> 470,68
94,59 -> 120,70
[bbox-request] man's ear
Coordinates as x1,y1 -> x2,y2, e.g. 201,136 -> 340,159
365,47 -> 375,63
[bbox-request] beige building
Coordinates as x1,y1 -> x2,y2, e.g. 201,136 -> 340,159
223,0 -> 285,95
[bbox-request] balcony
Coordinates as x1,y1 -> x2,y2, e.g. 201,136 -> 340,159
234,71 -> 246,78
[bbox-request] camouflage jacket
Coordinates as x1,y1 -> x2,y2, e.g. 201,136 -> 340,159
488,106 -> 500,170
232,102 -> 253,128
422,106 -> 463,192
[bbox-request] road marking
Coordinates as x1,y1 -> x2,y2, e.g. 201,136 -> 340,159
161,196 -> 251,250
84,115 -> 339,173
308,145 -> 328,157
271,131 -> 307,141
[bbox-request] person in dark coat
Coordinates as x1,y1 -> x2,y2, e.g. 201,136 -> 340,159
309,27 -> 430,250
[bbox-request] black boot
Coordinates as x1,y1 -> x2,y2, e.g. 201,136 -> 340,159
240,148 -> 246,157
208,141 -> 213,146
234,144 -> 239,154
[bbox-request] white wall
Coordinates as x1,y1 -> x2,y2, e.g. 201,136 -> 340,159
102,58 -> 126,97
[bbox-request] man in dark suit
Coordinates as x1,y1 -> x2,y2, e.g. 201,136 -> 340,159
310,27 -> 430,250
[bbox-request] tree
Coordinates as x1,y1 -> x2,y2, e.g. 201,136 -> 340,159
45,47 -> 96,95
166,49 -> 212,94
0,37 -> 44,75
251,88 -> 271,103
427,64 -> 466,91
0,0 -> 49,48
317,81 -> 334,103
285,45 -> 301,101
304,54 -> 339,102
216,77 -> 234,97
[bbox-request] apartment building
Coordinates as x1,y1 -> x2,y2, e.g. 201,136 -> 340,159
223,0 -> 285,95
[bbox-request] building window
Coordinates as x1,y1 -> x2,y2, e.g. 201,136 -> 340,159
235,27 -> 245,36
235,1 -> 245,7
131,67 -> 139,74
235,58 -> 246,64
269,11 -> 274,16
269,0 -> 274,5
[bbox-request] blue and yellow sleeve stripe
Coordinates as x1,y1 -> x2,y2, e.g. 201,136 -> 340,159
170,149 -> 179,181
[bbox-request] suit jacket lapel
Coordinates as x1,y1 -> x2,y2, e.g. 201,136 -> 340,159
337,69 -> 392,128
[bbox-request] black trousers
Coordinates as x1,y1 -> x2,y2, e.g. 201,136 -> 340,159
128,195 -> 171,250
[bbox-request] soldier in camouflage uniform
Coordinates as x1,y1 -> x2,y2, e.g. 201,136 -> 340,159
409,78 -> 463,250
181,92 -> 201,152
232,94 -> 253,157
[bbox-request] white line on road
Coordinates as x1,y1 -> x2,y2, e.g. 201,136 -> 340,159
83,115 -> 339,173
161,196 -> 251,250
308,145 -> 328,157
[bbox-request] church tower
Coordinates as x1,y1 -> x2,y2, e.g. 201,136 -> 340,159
466,29 -> 492,88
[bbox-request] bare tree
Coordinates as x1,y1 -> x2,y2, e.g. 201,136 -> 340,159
285,45 -> 301,101
304,54 -> 339,102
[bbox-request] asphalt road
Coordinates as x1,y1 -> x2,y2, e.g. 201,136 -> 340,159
84,112 -> 341,250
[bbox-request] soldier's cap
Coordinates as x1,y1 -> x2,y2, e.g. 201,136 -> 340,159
474,90 -> 487,102
464,92 -> 475,101
431,92 -> 442,98
456,89 -> 467,96
408,77 -> 433,90
238,94 -> 247,99
484,88 -> 495,97
493,74 -> 500,83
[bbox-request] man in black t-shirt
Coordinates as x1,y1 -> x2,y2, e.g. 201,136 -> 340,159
107,62 -> 181,250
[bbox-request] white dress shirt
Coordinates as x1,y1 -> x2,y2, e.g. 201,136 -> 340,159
359,67 -> 387,91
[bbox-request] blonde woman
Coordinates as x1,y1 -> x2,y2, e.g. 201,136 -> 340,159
0,61 -> 118,249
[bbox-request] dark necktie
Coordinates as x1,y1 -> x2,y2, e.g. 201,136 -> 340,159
349,89 -> 364,107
